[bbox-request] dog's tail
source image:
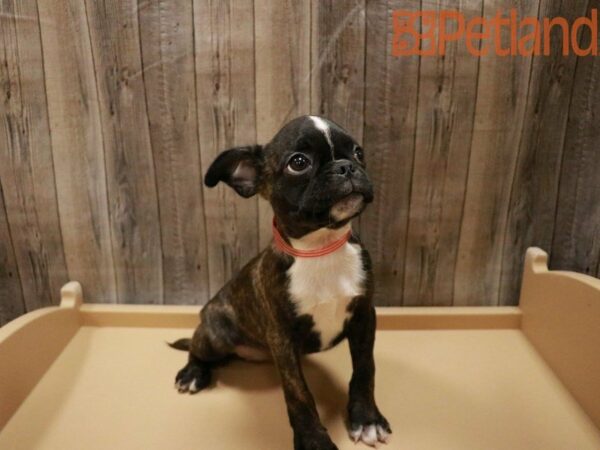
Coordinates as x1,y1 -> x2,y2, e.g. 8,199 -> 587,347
167,338 -> 191,351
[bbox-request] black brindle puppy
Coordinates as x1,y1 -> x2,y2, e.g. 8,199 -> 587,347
170,115 -> 391,449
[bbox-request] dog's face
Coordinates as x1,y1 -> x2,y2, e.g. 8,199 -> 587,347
204,116 -> 373,237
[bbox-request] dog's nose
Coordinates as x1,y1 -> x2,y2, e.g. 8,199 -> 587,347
333,161 -> 356,177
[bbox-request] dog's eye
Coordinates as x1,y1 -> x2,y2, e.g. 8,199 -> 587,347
286,153 -> 312,174
354,147 -> 364,163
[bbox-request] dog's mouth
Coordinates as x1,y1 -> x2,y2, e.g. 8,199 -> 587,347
330,193 -> 365,222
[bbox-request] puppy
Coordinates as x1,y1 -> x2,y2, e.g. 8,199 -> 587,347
170,115 -> 391,449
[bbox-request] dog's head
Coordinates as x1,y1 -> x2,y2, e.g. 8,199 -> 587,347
204,115 -> 373,237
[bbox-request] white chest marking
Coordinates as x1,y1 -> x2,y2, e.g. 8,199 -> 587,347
287,237 -> 365,349
309,115 -> 335,159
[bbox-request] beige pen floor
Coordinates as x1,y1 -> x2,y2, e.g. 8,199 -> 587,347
1,325 -> 599,450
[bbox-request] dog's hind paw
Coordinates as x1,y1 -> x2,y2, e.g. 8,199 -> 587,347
174,361 -> 211,394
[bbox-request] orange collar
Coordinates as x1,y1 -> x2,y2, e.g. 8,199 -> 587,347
272,218 -> 352,258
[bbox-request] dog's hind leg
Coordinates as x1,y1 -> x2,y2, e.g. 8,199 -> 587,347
174,302 -> 238,394
174,330 -> 220,393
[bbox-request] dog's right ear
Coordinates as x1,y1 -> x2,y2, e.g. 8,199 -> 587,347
204,145 -> 264,198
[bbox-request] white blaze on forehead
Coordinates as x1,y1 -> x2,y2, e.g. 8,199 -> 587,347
309,115 -> 335,158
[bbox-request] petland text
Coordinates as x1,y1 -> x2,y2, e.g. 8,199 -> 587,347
392,9 -> 598,57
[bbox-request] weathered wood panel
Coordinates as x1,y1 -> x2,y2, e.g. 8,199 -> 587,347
38,0 -> 117,302
138,0 -> 210,305
0,182 -> 24,325
0,0 -> 68,310
361,0 -> 420,306
403,0 -> 481,306
254,0 -> 311,248
85,0 -> 163,304
499,0 -> 590,305
454,0 -> 539,306
552,0 -> 600,278
311,0 -> 366,141
194,0 -> 259,296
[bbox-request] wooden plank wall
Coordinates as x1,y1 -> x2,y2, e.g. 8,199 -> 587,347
552,0 -> 600,277
1,0 -> 599,324
0,0 -> 69,321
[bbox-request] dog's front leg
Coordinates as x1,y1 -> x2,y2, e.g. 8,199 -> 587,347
346,297 -> 392,446
268,334 -> 338,450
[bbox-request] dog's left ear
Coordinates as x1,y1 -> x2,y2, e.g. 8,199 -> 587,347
204,145 -> 264,198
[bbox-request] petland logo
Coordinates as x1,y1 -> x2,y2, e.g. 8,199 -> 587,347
392,9 -> 598,57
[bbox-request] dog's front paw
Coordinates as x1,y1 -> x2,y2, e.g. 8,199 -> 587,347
293,430 -> 338,450
174,361 -> 211,394
348,403 -> 392,447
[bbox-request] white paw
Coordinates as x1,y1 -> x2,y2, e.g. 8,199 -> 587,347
349,423 -> 391,447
